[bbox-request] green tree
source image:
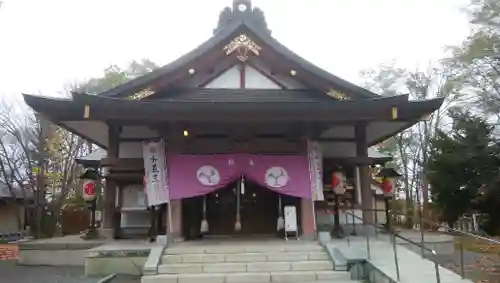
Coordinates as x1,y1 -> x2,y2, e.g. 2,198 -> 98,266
445,0 -> 500,120
427,110 -> 500,234
78,59 -> 158,94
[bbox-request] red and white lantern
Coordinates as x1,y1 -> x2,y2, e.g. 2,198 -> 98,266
381,177 -> 394,197
331,171 -> 346,195
376,167 -> 402,198
82,179 -> 97,202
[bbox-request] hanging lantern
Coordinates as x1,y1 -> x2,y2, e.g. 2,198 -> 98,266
381,178 -> 393,194
80,168 -> 99,202
375,167 -> 402,197
331,171 -> 346,195
235,176 -> 243,232
200,194 -> 209,234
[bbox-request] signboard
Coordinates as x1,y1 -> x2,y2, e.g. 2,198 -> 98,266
284,205 -> 298,240
307,141 -> 324,201
0,244 -> 19,260
142,141 -> 169,206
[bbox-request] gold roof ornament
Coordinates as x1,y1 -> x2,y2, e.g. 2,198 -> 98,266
128,88 -> 155,100
83,104 -> 90,119
326,89 -> 349,100
223,34 -> 262,62
391,107 -> 398,120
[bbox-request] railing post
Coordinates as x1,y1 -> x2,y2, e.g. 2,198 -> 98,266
391,234 -> 401,281
366,228 -> 371,260
459,235 -> 465,278
345,212 -> 350,246
434,258 -> 441,283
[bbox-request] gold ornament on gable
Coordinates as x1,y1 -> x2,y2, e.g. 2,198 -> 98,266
326,89 -> 350,100
128,88 -> 155,100
223,34 -> 262,62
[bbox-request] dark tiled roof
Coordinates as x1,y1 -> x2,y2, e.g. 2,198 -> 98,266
154,89 -> 338,103
98,5 -> 379,99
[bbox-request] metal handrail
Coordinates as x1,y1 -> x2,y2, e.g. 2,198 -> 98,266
391,210 -> 500,245
344,210 -> 441,283
390,210 -> 500,278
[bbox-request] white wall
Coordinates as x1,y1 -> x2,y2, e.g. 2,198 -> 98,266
244,65 -> 281,89
205,65 -> 241,88
203,62 -> 306,89
120,184 -> 149,228
249,58 -> 305,89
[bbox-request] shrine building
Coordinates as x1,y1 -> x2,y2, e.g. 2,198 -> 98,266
23,0 -> 443,240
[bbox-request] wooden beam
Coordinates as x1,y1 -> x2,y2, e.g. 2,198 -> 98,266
317,137 -> 356,142
107,172 -> 144,181
101,158 -> 144,170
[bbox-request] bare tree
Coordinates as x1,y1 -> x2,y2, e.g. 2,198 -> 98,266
0,99 -> 91,237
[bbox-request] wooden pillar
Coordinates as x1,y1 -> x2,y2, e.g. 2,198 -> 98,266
103,124 -> 120,238
355,123 -> 374,224
301,198 -> 315,239
113,183 -> 123,238
169,200 -> 183,239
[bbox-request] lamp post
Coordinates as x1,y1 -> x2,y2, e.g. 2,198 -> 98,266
376,168 -> 402,233
330,169 -> 346,239
80,167 -> 100,240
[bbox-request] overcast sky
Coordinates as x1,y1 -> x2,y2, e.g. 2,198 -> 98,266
0,0 -> 470,101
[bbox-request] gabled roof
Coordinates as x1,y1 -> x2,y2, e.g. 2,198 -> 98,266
151,89 -> 340,103
0,184 -> 31,199
99,1 -> 380,100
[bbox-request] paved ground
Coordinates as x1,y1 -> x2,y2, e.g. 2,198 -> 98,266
332,238 -> 473,283
0,261 -> 95,283
0,261 -> 141,283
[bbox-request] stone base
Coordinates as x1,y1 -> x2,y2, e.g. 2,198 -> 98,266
86,256 -> 148,276
85,242 -> 158,276
17,236 -> 105,266
99,228 -> 114,239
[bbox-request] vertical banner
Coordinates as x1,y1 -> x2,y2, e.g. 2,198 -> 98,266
142,140 -> 169,206
307,140 -> 324,201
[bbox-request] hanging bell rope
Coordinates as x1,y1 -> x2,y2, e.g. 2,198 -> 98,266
200,194 -> 209,234
235,175 -> 243,232
277,193 -> 284,231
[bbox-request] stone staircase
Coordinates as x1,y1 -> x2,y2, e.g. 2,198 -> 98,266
142,241 -> 358,283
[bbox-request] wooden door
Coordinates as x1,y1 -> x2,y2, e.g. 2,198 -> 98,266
240,182 -> 278,235
206,186 -> 237,235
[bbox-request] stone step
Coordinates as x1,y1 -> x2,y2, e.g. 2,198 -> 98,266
164,244 -> 324,255
158,260 -> 333,274
142,270 -> 351,283
162,251 -> 329,264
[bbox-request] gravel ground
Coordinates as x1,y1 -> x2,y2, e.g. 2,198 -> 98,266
0,261 -> 141,283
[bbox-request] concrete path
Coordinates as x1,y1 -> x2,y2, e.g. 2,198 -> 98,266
330,237 -> 473,283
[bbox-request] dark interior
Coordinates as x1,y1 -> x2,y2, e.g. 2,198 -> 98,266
181,178 -> 301,239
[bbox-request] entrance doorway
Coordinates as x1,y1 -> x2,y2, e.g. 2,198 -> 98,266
181,179 -> 302,239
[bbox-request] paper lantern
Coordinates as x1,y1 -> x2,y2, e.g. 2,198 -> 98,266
331,171 -> 345,195
82,179 -> 97,202
375,167 -> 401,197
80,168 -> 99,202
381,178 -> 393,194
